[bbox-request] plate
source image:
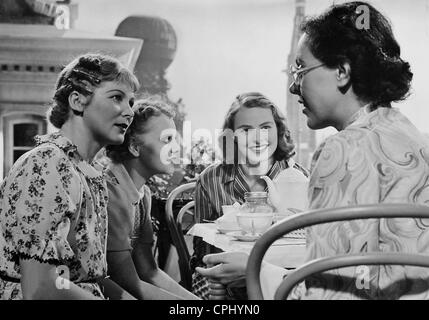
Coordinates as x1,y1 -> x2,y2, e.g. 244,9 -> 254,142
227,231 -> 261,242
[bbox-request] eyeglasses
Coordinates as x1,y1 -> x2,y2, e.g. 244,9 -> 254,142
289,63 -> 325,86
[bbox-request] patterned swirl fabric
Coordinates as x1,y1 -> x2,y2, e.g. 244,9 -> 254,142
299,106 -> 429,300
0,132 -> 108,299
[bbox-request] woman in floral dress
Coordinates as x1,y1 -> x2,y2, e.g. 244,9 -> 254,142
0,53 -> 139,299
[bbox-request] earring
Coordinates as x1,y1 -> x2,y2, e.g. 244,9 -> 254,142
72,109 -> 84,116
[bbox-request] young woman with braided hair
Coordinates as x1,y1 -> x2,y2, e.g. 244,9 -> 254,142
0,53 -> 139,299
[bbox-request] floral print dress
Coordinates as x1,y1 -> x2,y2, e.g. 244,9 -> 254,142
299,106 -> 429,300
0,132 -> 108,299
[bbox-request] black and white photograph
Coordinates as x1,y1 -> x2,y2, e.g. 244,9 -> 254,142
1,0 -> 429,307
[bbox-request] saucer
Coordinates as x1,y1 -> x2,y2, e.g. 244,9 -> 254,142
217,227 -> 241,234
227,231 -> 261,242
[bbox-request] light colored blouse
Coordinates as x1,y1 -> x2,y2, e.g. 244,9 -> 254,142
301,106 -> 429,299
0,132 -> 108,300
100,160 -> 153,252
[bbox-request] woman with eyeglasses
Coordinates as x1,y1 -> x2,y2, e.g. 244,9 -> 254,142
191,92 -> 308,299
197,1 -> 429,300
98,96 -> 199,300
0,53 -> 139,299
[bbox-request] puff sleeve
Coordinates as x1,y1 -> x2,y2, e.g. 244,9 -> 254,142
3,146 -> 79,265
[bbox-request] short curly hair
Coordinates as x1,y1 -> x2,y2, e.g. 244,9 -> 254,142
301,1 -> 413,106
105,95 -> 176,163
47,53 -> 140,128
219,92 -> 295,164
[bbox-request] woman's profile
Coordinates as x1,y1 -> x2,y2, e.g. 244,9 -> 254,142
0,53 -> 139,299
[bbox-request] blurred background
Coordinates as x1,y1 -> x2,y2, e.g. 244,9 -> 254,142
2,0 -> 428,179
75,0 -> 429,167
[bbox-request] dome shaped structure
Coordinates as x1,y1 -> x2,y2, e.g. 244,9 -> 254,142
115,15 -> 177,72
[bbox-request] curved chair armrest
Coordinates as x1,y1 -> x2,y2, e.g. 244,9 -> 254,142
246,203 -> 429,300
176,200 -> 195,260
176,200 -> 195,226
165,182 -> 196,290
165,182 -> 196,248
165,183 -> 196,224
275,253 -> 429,300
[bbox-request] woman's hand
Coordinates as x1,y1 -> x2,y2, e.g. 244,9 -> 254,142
207,281 -> 227,300
195,252 -> 249,286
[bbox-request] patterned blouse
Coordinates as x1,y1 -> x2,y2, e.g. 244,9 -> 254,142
0,132 -> 109,300
300,106 -> 429,300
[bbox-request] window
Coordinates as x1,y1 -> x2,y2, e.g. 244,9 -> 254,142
12,123 -> 40,163
3,114 -> 47,177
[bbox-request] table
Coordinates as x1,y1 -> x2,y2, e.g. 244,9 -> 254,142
187,223 -> 307,268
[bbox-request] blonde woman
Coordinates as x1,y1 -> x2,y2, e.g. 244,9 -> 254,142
0,53 -> 139,299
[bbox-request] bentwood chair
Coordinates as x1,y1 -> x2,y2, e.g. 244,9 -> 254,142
246,203 -> 429,300
165,182 -> 196,290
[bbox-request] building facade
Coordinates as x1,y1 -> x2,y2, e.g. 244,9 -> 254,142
0,1 -> 142,178
285,0 -> 316,170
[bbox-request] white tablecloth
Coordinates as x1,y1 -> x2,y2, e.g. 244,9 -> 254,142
187,223 -> 306,268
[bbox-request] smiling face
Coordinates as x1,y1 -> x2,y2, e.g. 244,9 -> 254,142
83,80 -> 135,146
135,114 -> 180,176
233,107 -> 278,167
290,34 -> 339,130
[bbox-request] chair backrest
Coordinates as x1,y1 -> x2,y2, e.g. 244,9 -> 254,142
176,200 -> 195,259
246,203 -> 429,300
165,182 -> 196,290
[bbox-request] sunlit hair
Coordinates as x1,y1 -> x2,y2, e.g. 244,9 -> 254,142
301,1 -> 412,107
219,92 -> 295,164
105,95 -> 175,163
47,53 -> 140,128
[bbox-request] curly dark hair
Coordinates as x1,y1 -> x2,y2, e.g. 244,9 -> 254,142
105,95 -> 175,163
219,92 -> 295,164
47,53 -> 140,128
301,1 -> 413,106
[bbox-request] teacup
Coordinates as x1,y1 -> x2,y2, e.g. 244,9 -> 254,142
216,205 -> 240,233
236,212 -> 274,235
215,218 -> 240,234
